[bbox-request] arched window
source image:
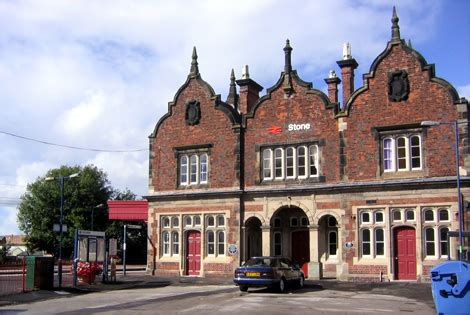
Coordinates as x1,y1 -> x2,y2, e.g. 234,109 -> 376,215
396,137 -> 408,170
375,228 -> 384,256
162,217 -> 170,228
410,136 -> 421,170
217,215 -> 225,227
375,212 -> 384,223
217,231 -> 225,256
185,216 -> 192,227
361,229 -> 371,256
439,209 -> 449,222
171,217 -> 179,228
194,215 -> 201,226
200,154 -> 208,183
262,149 -> 273,180
406,209 -> 415,221
180,155 -> 188,185
309,145 -> 318,176
361,212 -> 370,224
297,146 -> 307,178
162,231 -> 170,255
207,216 -> 215,227
274,148 -> 284,179
190,155 -> 198,184
393,210 -> 402,221
383,138 -> 394,171
424,209 -> 434,222
425,228 -> 435,256
286,147 -> 295,178
440,227 -> 449,257
172,232 -> 179,255
207,231 -> 215,255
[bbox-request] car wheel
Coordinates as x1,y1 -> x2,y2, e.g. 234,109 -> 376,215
298,275 -> 305,288
278,278 -> 286,293
239,286 -> 248,292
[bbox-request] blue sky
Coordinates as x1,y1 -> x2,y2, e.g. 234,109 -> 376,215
0,0 -> 469,235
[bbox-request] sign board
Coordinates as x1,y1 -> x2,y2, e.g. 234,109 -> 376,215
345,242 -> 354,249
78,230 -> 106,237
126,224 -> 142,229
109,238 -> 118,256
53,224 -> 67,232
228,244 -> 238,255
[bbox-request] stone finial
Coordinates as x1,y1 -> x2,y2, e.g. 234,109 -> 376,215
329,70 -> 337,79
342,43 -> 352,60
190,46 -> 199,76
241,65 -> 250,79
407,39 -> 413,49
283,39 -> 293,73
226,68 -> 239,107
391,6 -> 401,42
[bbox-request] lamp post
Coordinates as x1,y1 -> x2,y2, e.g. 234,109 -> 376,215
91,204 -> 105,231
45,172 -> 80,288
421,120 -> 464,260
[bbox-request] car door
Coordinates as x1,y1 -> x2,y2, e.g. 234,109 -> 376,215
280,258 -> 296,281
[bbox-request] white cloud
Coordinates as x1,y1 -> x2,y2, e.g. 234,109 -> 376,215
458,85 -> 470,100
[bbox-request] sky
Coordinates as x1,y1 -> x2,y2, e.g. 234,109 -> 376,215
0,0 -> 469,236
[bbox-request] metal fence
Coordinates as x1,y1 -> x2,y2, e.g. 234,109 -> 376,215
0,260 -> 25,295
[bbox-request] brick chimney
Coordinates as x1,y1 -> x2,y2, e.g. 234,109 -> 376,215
336,43 -> 358,107
236,65 -> 263,114
324,70 -> 341,103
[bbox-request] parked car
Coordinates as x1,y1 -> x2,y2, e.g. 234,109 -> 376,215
233,256 -> 305,292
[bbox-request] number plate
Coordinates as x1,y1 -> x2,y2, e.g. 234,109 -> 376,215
246,272 -> 260,277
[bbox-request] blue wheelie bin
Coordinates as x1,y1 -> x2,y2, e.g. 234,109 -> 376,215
430,261 -> 470,315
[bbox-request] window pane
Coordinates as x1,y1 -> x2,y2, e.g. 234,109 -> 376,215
439,209 -> 449,221
274,233 -> 282,256
393,211 -> 401,221
424,210 -> 434,222
383,139 -> 393,170
406,210 -> 415,221
309,145 -> 318,176
286,147 -> 294,177
397,137 -> 407,170
185,216 -> 192,226
190,155 -> 198,183
274,218 -> 281,228
291,217 -> 298,227
274,149 -> 283,178
194,216 -> 201,225
207,216 -> 215,227
200,154 -> 208,183
301,217 -> 309,226
328,217 -> 336,227
362,229 -> 371,256
218,232 -> 225,255
263,149 -> 272,179
163,232 -> 170,255
207,231 -> 215,255
329,232 -> 337,256
180,156 -> 188,184
440,228 -> 449,256
172,232 -> 179,255
298,147 -> 307,177
375,229 -> 384,256
425,228 -> 435,256
375,212 -> 384,223
172,217 -> 179,227
361,212 -> 370,223
163,217 -> 170,227
217,215 -> 224,227
362,229 -> 370,242
410,136 -> 421,169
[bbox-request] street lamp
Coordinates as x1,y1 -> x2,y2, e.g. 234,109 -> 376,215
91,203 -> 105,231
421,120 -> 464,260
45,172 -> 80,288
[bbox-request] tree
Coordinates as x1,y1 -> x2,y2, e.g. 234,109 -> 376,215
17,165 -> 113,257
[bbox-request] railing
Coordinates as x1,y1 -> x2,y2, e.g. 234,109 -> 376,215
0,260 -> 25,296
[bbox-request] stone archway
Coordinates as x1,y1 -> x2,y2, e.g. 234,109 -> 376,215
244,216 -> 262,261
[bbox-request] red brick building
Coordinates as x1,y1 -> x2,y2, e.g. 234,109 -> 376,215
146,8 -> 469,281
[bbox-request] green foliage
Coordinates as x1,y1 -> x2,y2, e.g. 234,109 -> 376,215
17,165 -> 113,257
0,245 -> 10,262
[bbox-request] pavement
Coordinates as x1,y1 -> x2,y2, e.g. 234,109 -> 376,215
0,274 -> 436,310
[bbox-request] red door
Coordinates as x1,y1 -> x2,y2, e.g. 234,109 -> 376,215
186,231 -> 201,276
394,227 -> 416,280
291,231 -> 310,277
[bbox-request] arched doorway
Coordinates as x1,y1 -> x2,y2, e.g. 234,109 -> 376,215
185,230 -> 201,275
271,207 -> 310,277
245,217 -> 262,260
318,215 -> 338,278
393,226 -> 416,280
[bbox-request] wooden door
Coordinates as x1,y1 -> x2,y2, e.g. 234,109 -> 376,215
185,231 -> 201,276
394,227 -> 416,280
291,230 -> 310,277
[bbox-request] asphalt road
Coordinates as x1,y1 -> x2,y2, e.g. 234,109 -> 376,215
0,281 -> 435,314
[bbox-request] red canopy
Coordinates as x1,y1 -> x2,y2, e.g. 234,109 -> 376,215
107,200 -> 148,221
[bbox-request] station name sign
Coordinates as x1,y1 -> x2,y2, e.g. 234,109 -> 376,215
268,123 -> 311,134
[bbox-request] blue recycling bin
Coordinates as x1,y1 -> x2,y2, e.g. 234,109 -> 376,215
430,261 -> 470,315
